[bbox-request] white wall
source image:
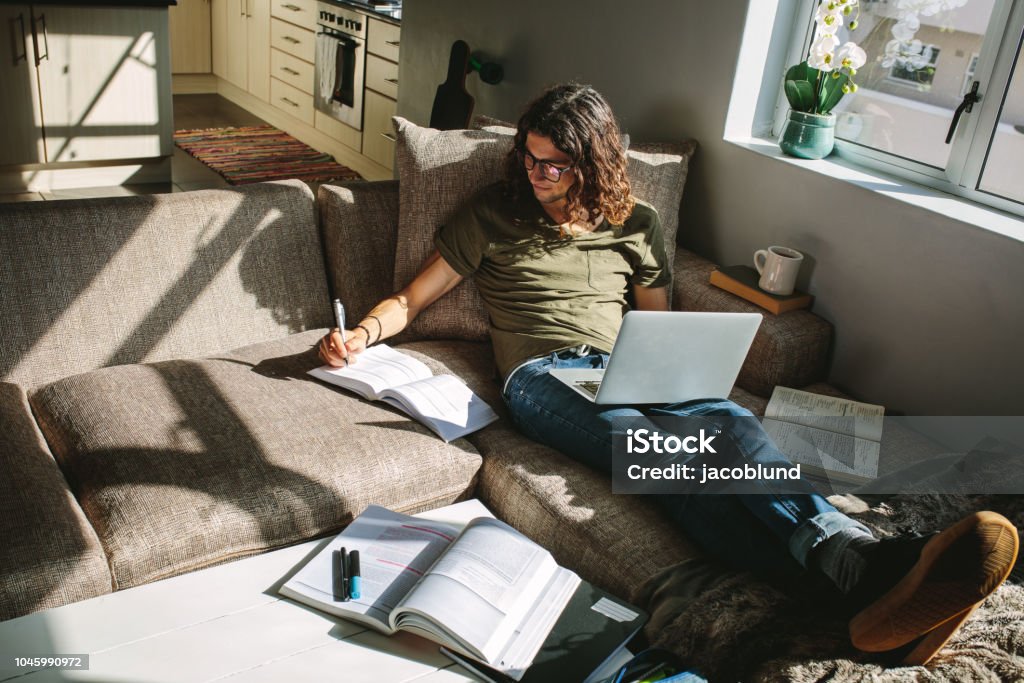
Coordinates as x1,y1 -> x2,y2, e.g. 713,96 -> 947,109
396,0 -> 1024,416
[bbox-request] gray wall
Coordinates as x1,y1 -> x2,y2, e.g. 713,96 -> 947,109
396,0 -> 1024,416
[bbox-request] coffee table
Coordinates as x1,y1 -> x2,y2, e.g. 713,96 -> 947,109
0,503 -> 490,682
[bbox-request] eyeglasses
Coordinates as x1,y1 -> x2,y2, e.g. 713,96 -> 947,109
519,148 -> 573,182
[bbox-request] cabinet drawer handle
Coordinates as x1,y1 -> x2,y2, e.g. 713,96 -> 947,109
280,97 -> 299,107
380,132 -> 397,142
385,40 -> 400,47
384,78 -> 398,85
281,66 -> 300,75
282,3 -> 302,10
283,35 -> 301,44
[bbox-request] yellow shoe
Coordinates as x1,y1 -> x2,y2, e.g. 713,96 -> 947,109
849,511 -> 1018,662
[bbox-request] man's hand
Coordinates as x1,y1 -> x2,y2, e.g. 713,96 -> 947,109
318,327 -> 370,367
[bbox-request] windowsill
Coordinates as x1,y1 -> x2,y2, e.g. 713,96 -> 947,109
724,134 -> 1024,243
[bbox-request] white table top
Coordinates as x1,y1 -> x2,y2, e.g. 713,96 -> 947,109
0,501 -> 492,683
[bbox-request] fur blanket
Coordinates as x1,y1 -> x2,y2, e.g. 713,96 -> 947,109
637,492 -> 1024,682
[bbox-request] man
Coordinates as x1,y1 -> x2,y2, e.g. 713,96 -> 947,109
318,83 -> 1018,665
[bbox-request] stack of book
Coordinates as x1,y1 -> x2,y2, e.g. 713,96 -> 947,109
708,265 -> 813,314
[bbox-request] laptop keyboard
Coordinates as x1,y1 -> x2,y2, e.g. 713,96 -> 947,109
574,380 -> 602,398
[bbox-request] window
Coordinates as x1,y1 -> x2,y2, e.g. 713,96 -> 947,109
778,0 -> 1024,216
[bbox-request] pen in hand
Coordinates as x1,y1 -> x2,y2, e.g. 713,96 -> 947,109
332,298 -> 348,365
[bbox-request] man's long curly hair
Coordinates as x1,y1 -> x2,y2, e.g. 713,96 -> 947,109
505,83 -> 634,226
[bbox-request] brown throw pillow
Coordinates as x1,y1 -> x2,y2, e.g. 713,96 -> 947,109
392,116 -> 697,341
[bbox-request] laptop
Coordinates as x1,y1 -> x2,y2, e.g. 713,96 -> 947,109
549,310 -> 761,404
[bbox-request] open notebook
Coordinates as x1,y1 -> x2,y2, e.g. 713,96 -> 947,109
308,344 -> 498,442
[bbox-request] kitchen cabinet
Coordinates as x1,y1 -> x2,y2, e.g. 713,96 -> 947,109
169,0 -> 212,74
362,16 -> 398,171
0,4 -> 172,166
212,0 -> 269,101
268,0 -> 314,125
362,89 -> 397,170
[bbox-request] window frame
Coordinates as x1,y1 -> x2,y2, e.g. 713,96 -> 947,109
772,0 -> 1024,218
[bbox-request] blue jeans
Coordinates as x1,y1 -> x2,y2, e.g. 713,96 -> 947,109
502,350 -> 871,577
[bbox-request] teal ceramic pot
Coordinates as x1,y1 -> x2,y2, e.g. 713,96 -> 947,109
778,110 -> 836,160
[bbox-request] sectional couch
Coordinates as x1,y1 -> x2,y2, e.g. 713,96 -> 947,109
2,120 -> 1020,681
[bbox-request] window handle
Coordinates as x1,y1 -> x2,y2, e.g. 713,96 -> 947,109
945,81 -> 980,144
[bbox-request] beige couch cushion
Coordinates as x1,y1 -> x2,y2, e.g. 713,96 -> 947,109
29,331 -> 482,590
391,117 -> 696,342
0,383 -> 112,620
0,180 -> 330,390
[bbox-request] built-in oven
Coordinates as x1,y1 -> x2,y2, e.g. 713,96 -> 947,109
315,2 -> 366,130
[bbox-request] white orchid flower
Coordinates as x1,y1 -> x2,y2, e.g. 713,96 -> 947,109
813,32 -> 841,51
808,35 -> 838,72
815,3 -> 845,30
881,39 -> 902,68
892,15 -> 921,42
836,42 -> 867,70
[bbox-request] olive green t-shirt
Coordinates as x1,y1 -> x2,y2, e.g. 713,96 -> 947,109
435,183 -> 671,379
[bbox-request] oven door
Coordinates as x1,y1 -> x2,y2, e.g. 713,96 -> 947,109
315,27 -> 365,130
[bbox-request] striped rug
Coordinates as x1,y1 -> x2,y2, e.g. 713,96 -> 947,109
174,125 -> 362,185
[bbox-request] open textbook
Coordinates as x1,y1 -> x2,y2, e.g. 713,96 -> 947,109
279,504 -> 582,681
762,386 -> 884,484
308,344 -> 498,442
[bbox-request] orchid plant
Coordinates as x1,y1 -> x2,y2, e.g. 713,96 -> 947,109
785,0 -> 868,116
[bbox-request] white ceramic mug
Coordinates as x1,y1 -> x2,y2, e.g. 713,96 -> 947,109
753,246 -> 804,295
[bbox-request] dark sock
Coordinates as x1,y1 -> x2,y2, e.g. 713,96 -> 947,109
812,527 -> 878,594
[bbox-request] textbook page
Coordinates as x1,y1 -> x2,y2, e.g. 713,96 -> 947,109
278,505 -> 461,631
762,418 -> 881,482
392,517 -> 579,677
380,374 -> 500,442
763,386 -> 885,482
307,344 -> 433,400
765,386 -> 884,441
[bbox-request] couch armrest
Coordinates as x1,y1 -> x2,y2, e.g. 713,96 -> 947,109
672,248 -> 833,397
318,181 -> 400,322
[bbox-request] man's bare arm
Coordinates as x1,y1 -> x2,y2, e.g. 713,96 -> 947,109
319,250 -> 463,366
633,284 -> 670,312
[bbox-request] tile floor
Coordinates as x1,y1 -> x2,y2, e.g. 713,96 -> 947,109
0,94 -> 269,204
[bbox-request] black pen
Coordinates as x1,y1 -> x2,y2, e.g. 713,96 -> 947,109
335,547 -> 349,602
349,550 -> 361,600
